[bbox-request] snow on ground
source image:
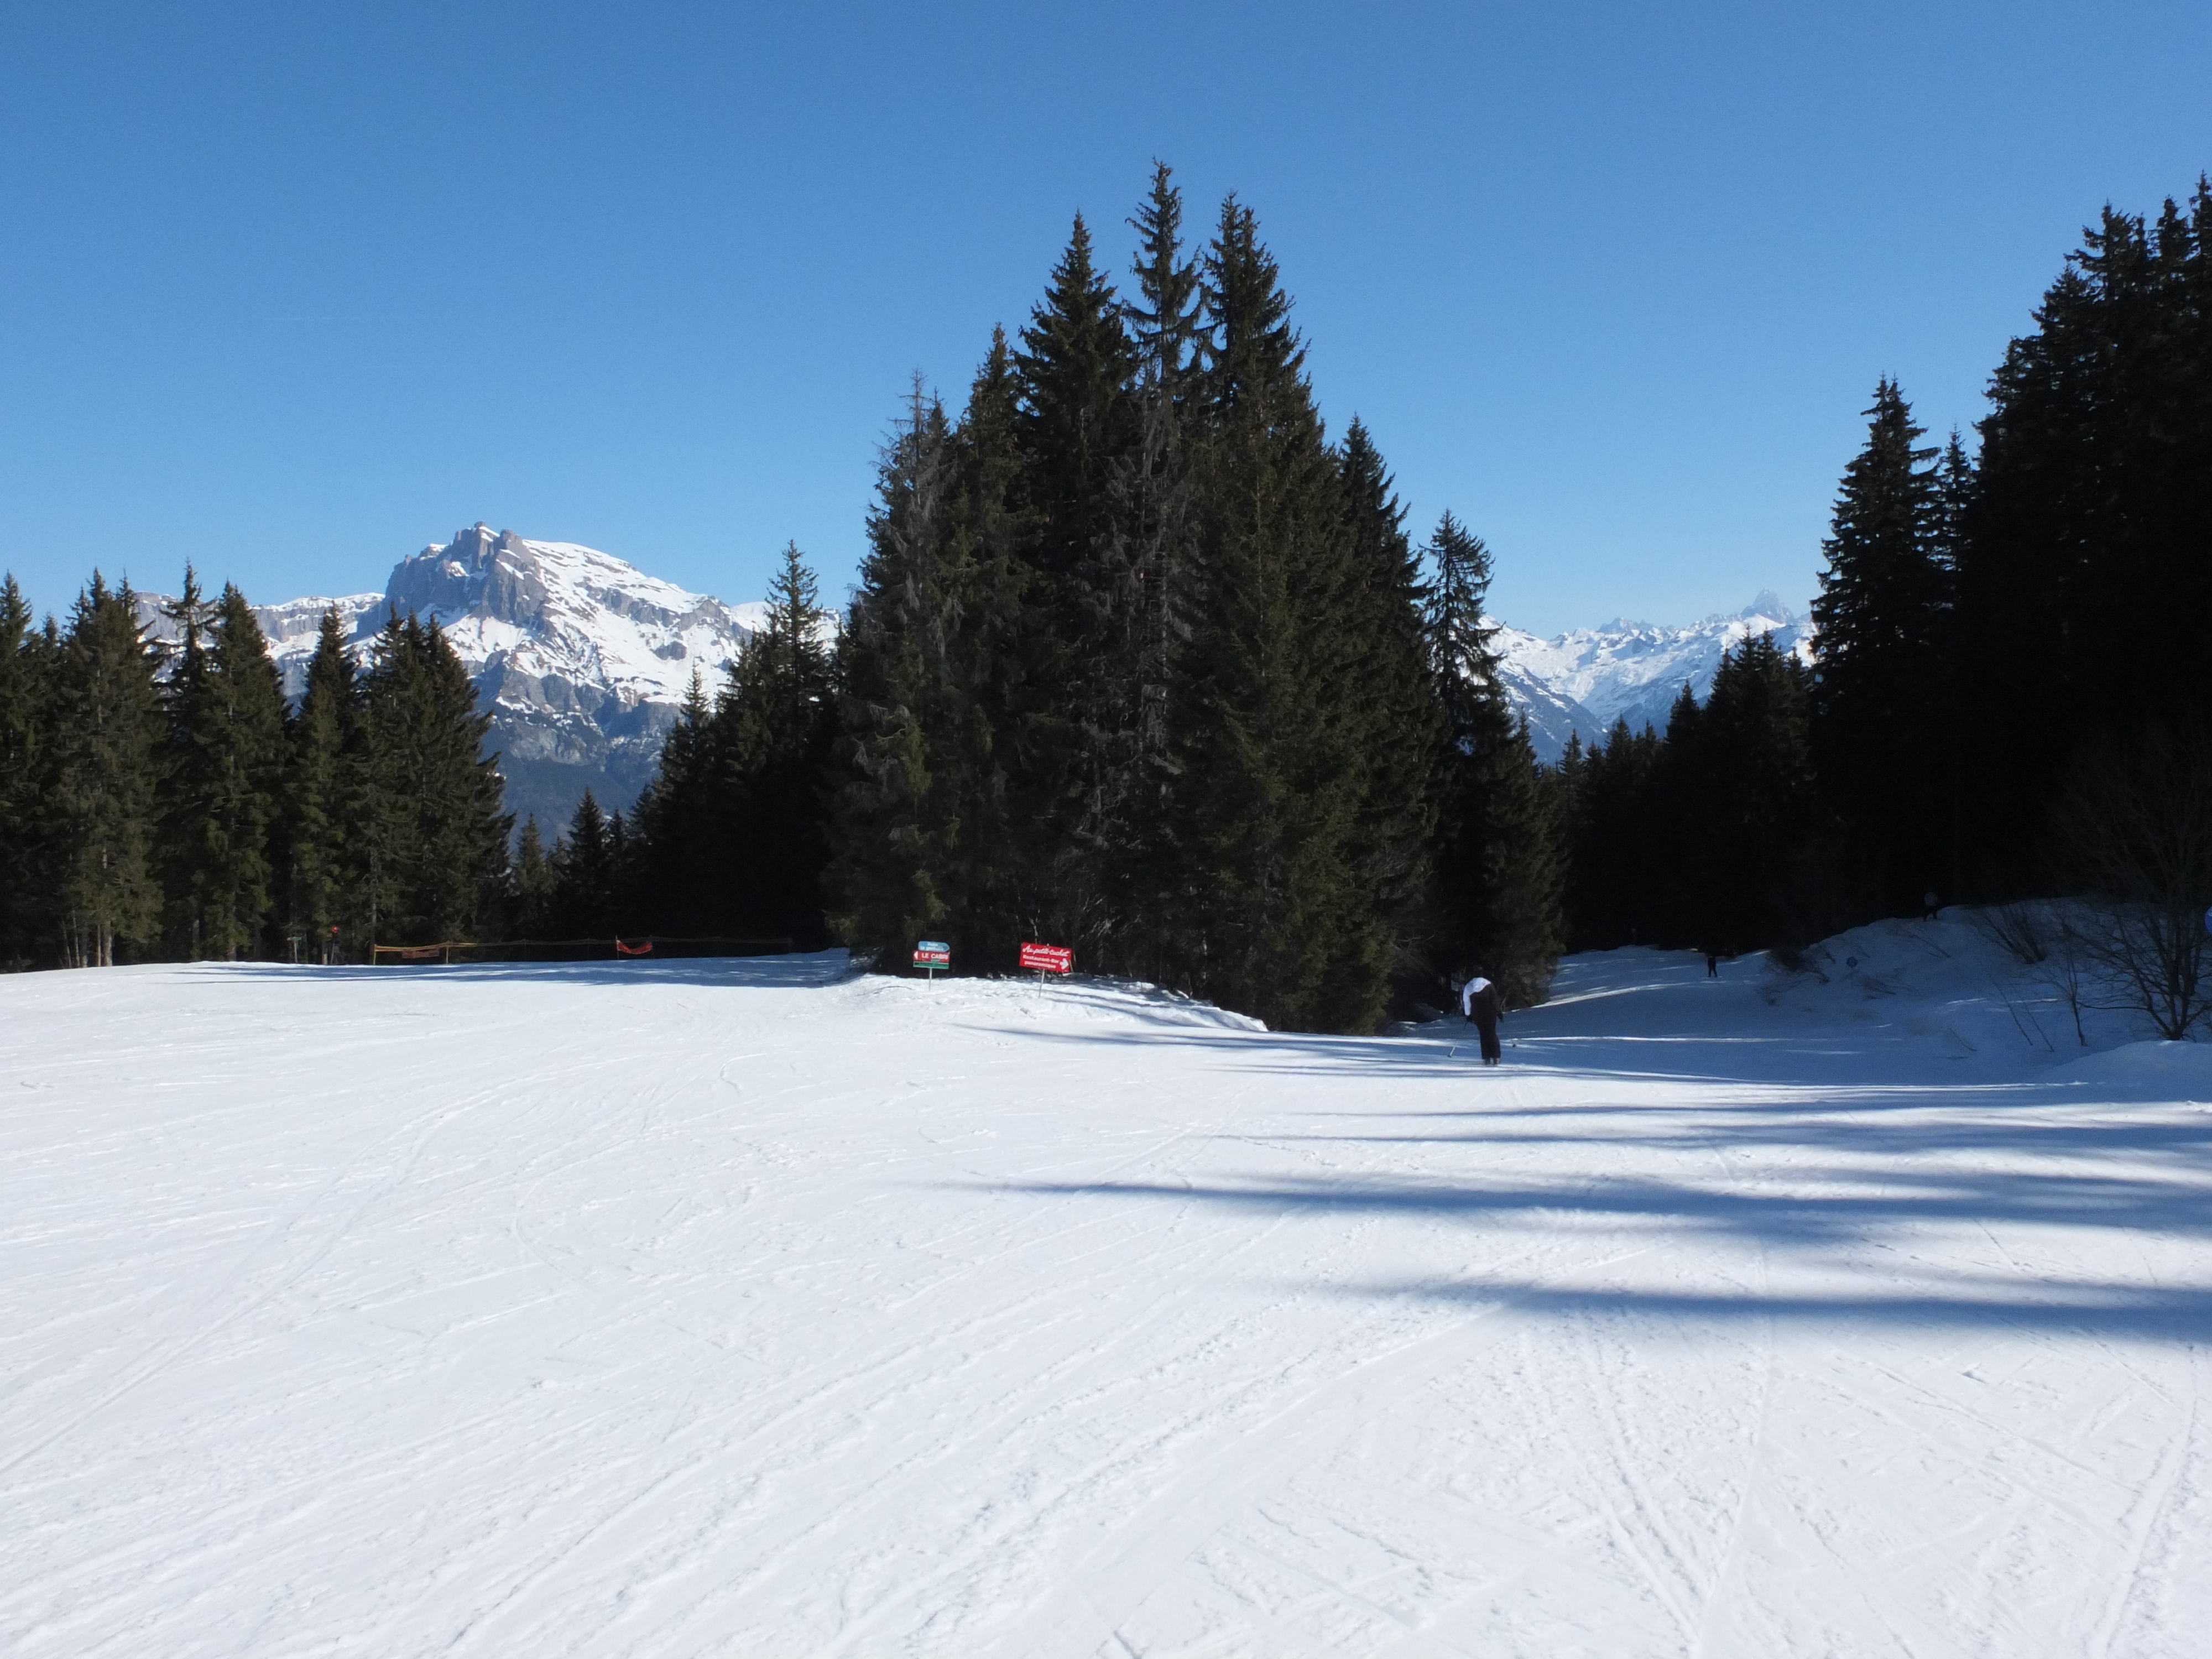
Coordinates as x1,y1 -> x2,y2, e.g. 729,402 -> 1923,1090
4,919 -> 2210,1657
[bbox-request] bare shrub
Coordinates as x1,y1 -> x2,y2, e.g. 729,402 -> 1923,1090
2048,727 -> 2212,1042
1970,900 -> 2052,966
1971,899 -> 2089,1046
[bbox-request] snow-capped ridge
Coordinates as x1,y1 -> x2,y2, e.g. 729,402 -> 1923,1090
1496,589 -> 1814,759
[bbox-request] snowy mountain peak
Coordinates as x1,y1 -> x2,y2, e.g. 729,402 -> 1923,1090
1494,592 -> 1815,761
381,525 -> 759,713
1741,587 -> 1794,624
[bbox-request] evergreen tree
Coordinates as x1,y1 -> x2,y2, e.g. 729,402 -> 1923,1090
1172,198 -> 1374,1030
1110,164 -> 1206,971
1328,420 -> 1443,1006
50,575 -> 164,966
830,385 -> 963,964
1809,379 -> 1949,917
715,541 -> 838,946
155,566 -> 212,953
513,816 -> 558,938
1953,183 -> 2212,891
550,789 -> 618,938
1556,717 -> 1665,950
358,612 -> 510,943
632,670 -> 720,931
0,576 -> 55,966
286,606 -> 363,961
161,578 -> 286,959
1425,512 -> 1563,1003
1934,428 -> 1975,562
1016,214 -> 1142,951
940,327 -> 1045,970
1682,634 -> 1819,951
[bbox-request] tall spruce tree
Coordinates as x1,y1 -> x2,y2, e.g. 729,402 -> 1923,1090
155,566 -> 213,953
513,816 -> 558,939
1810,379 -> 1949,917
1329,420 -> 1443,1005
1172,198 -> 1375,1030
51,575 -> 164,966
161,579 -> 286,959
714,542 -> 838,946
831,385 -> 963,964
286,606 -> 363,961
1110,165 -> 1206,972
632,670 -> 720,931
1016,215 -> 1142,952
358,612 -> 510,943
549,789 -> 619,938
940,327 -> 1045,970
0,576 -> 54,966
1425,512 -> 1563,1004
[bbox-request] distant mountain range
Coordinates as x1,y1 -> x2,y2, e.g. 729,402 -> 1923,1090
1495,591 -> 1814,761
139,525 -> 1808,828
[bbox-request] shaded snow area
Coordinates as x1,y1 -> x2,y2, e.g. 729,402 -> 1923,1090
4,922 -> 2210,1656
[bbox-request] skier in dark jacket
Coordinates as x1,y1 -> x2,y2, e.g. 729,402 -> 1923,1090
1459,968 -> 1505,1065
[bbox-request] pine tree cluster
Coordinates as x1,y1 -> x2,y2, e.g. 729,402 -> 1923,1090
1556,179 -> 2212,953
812,169 -> 1562,1031
0,575 -> 511,967
1554,635 -> 1818,954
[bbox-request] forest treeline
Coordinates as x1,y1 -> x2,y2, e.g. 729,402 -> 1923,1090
4,172 -> 2207,1031
0,576 -> 508,968
1559,180 -> 2212,958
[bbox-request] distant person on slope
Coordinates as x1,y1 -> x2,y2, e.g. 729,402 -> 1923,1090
1460,969 -> 1505,1066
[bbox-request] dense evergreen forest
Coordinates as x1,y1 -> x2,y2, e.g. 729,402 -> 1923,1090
1559,179 -> 2212,959
3,173 -> 2206,1034
0,577 -> 511,968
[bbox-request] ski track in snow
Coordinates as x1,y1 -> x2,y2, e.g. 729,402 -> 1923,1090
3,933 -> 2211,1657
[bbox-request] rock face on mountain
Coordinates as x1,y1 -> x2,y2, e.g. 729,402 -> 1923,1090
1494,592 -> 1813,761
140,525 -> 764,833
378,525 -> 765,831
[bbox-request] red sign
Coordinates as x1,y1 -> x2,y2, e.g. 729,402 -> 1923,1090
913,940 -> 951,968
1020,941 -> 1072,974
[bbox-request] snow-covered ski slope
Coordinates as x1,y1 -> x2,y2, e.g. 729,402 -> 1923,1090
5,921 -> 2210,1657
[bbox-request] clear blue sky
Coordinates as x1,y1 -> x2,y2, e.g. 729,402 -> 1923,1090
4,2 -> 2208,636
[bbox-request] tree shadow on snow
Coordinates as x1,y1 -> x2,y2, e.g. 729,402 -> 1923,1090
197,951 -> 855,992
984,1159 -> 2212,1249
969,1099 -> 2212,1341
973,1011 -> 2000,1092
1333,1277 -> 2212,1344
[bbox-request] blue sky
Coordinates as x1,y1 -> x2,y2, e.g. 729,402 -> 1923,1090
3,2 -> 2208,635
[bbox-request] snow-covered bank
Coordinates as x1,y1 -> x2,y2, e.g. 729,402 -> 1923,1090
3,938 -> 2208,1656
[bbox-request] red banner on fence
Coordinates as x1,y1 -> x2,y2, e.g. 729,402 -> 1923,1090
615,938 -> 654,956
1020,942 -> 1072,974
